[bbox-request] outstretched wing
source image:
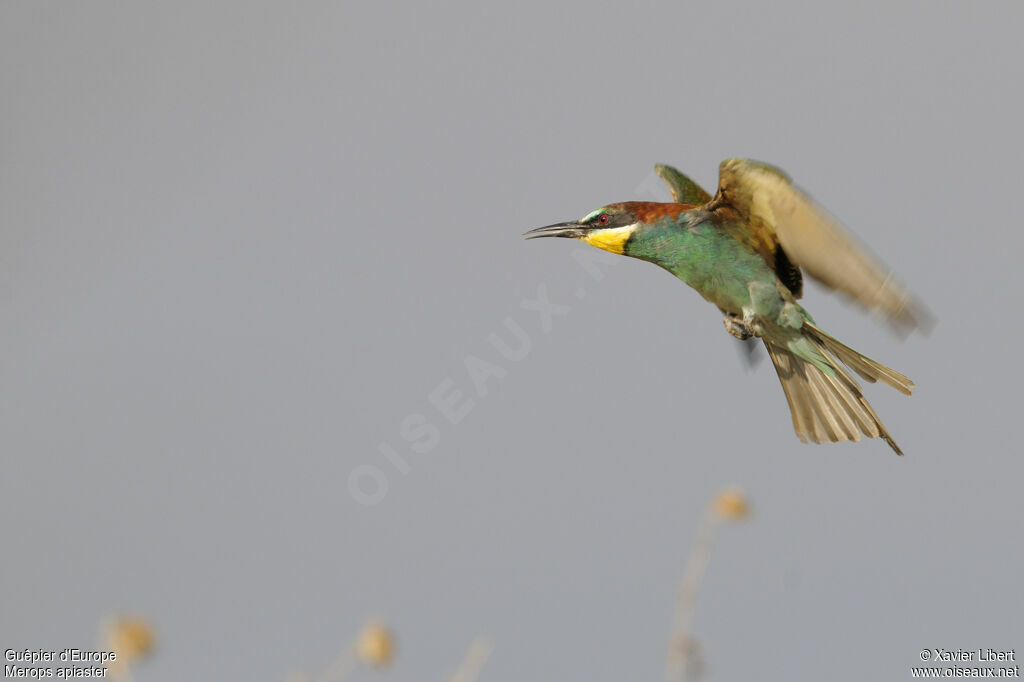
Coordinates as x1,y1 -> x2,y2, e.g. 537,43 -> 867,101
716,158 -> 931,334
655,164 -> 713,205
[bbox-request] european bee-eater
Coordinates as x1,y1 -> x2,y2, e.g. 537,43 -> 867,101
526,159 -> 930,455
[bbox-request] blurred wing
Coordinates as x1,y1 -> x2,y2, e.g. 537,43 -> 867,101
655,164 -> 713,205
717,158 -> 931,334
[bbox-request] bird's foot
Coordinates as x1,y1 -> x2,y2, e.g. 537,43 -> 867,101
723,314 -> 754,340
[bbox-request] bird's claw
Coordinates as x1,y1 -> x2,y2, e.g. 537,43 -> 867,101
723,314 -> 754,340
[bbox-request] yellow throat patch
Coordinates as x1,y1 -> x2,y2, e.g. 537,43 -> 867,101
580,225 -> 636,254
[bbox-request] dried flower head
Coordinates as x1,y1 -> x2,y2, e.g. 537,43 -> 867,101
356,622 -> 395,668
101,615 -> 154,679
712,486 -> 751,521
105,616 -> 154,663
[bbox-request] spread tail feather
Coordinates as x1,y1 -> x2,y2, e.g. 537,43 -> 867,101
803,322 -> 914,395
765,329 -> 912,455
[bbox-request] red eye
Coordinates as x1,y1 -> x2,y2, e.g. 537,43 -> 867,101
599,214 -> 609,225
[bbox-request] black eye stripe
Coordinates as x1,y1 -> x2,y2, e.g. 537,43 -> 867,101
584,210 -> 632,228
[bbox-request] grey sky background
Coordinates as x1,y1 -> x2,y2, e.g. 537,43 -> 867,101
2,2 -> 1022,681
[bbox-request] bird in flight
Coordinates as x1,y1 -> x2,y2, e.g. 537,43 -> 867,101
525,159 -> 930,455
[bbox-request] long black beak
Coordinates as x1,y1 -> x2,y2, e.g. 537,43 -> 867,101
523,221 -> 588,240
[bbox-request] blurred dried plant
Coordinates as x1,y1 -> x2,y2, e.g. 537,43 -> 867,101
665,486 -> 751,682
289,620 -> 397,682
356,622 -> 395,668
100,615 -> 154,682
91,489 -> 749,682
447,636 -> 492,682
711,487 -> 751,521
294,621 -> 490,682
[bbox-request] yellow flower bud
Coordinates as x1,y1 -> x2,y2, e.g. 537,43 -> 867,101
101,616 -> 154,679
712,487 -> 750,521
356,622 -> 395,668
106,616 -> 154,663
